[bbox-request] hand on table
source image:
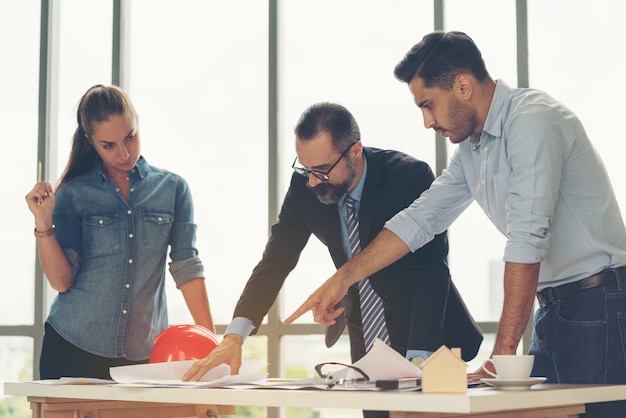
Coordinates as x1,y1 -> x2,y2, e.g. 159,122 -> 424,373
467,360 -> 495,383
182,334 -> 243,381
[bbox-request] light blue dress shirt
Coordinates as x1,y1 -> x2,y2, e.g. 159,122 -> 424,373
48,157 -> 204,360
386,80 -> 626,290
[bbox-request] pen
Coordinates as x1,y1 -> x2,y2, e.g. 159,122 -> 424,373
37,161 -> 43,206
375,377 -> 421,390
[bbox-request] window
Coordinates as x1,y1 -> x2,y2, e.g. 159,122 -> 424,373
4,3 -> 626,418
126,0 -> 269,326
0,0 -> 39,327
0,2 -> 40,415
528,0 -> 626,210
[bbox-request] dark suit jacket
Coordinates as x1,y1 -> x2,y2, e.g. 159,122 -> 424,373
233,147 -> 482,362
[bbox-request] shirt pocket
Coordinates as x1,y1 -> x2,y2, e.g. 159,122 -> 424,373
143,211 -> 173,251
84,214 -> 122,256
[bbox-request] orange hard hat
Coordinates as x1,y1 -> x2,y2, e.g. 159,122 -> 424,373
149,324 -> 219,363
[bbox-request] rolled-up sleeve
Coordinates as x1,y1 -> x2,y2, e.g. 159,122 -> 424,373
169,256 -> 204,287
385,150 -> 474,252
167,176 -> 205,286
502,108 -> 572,264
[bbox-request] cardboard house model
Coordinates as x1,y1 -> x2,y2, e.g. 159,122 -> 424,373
420,346 -> 467,393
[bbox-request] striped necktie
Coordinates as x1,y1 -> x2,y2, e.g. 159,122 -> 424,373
345,194 -> 390,351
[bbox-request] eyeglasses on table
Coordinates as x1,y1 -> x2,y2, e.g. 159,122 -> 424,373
313,361 -> 370,389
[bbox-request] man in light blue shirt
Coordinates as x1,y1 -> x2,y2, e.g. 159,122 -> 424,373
287,31 -> 626,417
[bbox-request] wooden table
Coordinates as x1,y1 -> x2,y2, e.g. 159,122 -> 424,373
4,381 -> 626,418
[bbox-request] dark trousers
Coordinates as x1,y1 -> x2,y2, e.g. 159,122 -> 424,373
530,275 -> 626,418
40,322 -> 146,380
363,410 -> 388,418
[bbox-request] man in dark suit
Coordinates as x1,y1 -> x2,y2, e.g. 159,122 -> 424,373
183,103 -> 481,391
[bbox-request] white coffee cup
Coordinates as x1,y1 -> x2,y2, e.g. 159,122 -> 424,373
482,355 -> 534,380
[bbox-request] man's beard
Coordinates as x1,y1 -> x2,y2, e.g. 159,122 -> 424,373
442,94 -> 477,144
308,158 -> 357,205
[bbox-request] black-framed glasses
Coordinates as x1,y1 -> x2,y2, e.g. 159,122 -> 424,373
313,362 -> 370,389
292,142 -> 357,181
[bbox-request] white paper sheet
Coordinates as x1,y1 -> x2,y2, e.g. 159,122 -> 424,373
99,339 -> 420,389
352,339 -> 422,380
234,340 -> 421,390
109,359 -> 267,387
25,341 -> 418,390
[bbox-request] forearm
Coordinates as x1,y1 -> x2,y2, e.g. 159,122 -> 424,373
337,228 -> 410,288
36,231 -> 73,292
286,228 -> 411,325
27,183 -> 73,292
180,278 -> 216,333
492,261 -> 539,354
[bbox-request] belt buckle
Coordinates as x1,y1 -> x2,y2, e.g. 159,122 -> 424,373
537,287 -> 557,306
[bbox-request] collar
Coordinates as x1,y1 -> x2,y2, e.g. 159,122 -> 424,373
95,156 -> 148,183
482,79 -> 512,140
339,154 -> 368,206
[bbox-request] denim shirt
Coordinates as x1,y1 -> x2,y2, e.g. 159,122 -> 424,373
387,80 -> 626,290
47,157 -> 204,360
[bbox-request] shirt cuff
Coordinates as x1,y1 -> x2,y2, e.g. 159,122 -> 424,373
406,349 -> 435,362
169,256 -> 205,287
225,317 -> 256,342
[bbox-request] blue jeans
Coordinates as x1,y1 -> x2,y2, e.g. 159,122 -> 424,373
529,274 -> 626,418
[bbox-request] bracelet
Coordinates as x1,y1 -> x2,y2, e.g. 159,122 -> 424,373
34,226 -> 55,238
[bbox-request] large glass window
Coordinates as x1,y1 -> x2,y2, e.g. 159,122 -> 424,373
528,0 -> 626,209
5,2 -> 626,417
0,0 -> 40,327
0,1 -> 39,414
127,0 -> 269,326
0,338 -> 33,418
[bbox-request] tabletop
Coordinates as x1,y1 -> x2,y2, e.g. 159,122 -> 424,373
4,381 -> 626,414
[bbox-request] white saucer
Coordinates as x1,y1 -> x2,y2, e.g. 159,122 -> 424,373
480,377 -> 547,390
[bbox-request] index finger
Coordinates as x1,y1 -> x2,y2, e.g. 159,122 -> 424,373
284,299 -> 315,324
285,297 -> 344,326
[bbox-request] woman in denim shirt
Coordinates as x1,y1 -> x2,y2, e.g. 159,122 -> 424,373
25,85 -> 215,379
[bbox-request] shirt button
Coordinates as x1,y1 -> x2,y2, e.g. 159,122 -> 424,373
99,219 -> 104,225
125,284 -> 131,289
128,259 -> 134,264
127,210 -> 132,215
158,217 -> 163,223
122,310 -> 128,315
130,187 -> 135,192
115,188 -> 120,192
129,233 -> 134,238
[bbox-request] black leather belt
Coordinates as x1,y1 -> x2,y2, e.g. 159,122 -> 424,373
536,266 -> 626,306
